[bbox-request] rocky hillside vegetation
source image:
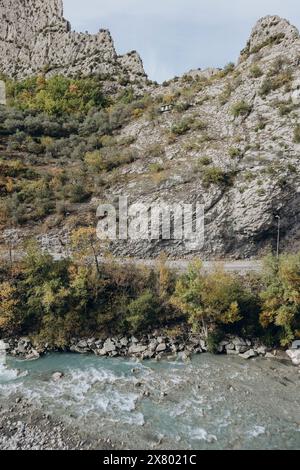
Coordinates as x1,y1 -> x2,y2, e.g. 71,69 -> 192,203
0,4 -> 299,261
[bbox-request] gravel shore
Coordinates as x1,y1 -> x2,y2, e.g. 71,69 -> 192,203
0,395 -> 114,450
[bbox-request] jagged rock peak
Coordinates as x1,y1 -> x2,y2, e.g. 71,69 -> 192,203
0,0 -> 147,82
241,15 -> 300,58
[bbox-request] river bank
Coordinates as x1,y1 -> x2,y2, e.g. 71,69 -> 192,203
0,395 -> 115,450
0,332 -> 296,364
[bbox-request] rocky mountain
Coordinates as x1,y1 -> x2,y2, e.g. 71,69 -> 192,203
94,15 -> 300,259
0,9 -> 300,260
0,0 -> 146,85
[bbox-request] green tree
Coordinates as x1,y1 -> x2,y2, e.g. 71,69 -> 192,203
171,262 -> 244,336
126,290 -> 161,333
260,254 -> 300,346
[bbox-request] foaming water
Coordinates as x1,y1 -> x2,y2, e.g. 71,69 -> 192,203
0,353 -> 300,449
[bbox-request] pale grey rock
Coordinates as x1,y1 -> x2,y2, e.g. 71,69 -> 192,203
156,343 -> 167,353
177,351 -> 191,362
286,349 -> 300,366
226,349 -> 239,356
232,337 -> 247,347
265,352 -> 275,359
236,345 -> 249,354
52,372 -> 64,381
239,349 -> 257,360
148,340 -> 158,351
232,338 -> 248,353
102,339 -> 116,353
0,340 -> 9,351
119,337 -> 129,347
255,346 -> 268,355
25,350 -> 40,360
128,344 -> 148,355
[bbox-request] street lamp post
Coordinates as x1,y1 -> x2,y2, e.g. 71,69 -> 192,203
275,215 -> 281,259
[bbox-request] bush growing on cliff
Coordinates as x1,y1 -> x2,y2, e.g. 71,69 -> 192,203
171,118 -> 192,136
231,101 -> 252,118
202,166 -> 233,188
294,125 -> 300,144
249,64 -> 263,78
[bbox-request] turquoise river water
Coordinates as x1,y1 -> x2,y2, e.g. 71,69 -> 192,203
0,353 -> 300,449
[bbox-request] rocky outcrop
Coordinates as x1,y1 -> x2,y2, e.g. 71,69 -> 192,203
240,16 -> 300,59
0,0 -> 146,83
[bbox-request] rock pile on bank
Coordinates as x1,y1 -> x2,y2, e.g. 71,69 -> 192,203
2,332 -> 282,362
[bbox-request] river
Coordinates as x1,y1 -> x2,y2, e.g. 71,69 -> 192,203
0,353 -> 300,450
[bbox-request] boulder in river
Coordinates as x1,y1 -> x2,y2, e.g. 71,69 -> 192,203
52,372 -> 64,382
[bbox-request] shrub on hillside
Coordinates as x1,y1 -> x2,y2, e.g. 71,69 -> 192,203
294,125 -> 300,144
202,166 -> 233,188
231,101 -> 252,118
6,75 -> 106,116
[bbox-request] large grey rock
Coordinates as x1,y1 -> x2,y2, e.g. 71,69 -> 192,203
226,349 -> 239,356
286,349 -> 300,366
232,337 -> 247,347
239,349 -> 257,360
156,343 -> 167,353
128,344 -> 148,355
119,337 -> 129,347
25,350 -> 40,360
102,339 -> 116,353
77,340 -> 88,349
255,346 -> 267,356
52,372 -> 64,381
0,340 -> 9,351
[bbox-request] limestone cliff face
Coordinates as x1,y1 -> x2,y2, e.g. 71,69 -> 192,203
1,13 -> 300,260
0,0 -> 146,81
99,15 -> 300,259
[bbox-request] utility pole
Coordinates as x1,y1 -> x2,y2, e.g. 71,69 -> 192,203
275,215 -> 281,259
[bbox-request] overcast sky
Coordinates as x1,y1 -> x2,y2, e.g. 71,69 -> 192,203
63,0 -> 300,83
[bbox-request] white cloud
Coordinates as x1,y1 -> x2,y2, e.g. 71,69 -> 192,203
63,0 -> 300,82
